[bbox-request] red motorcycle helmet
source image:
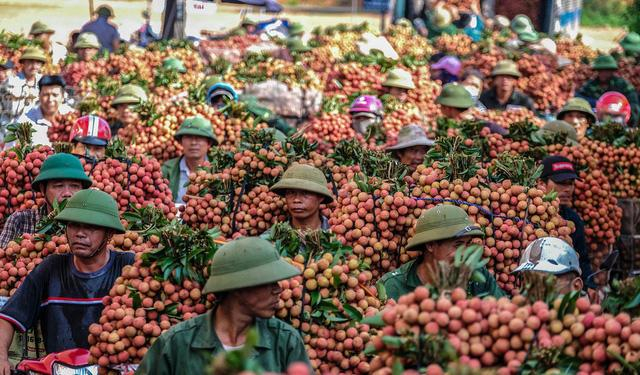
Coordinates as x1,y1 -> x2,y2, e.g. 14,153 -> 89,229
69,115 -> 112,146
596,91 -> 632,125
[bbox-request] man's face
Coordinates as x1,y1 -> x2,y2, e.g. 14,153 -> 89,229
43,179 -> 84,205
396,145 -> 428,171
462,75 -> 483,97
285,189 -> 323,222
180,135 -> 211,160
388,87 -> 409,102
0,68 -> 8,83
554,272 -> 583,295
39,85 -> 64,116
22,60 -> 44,80
425,236 -> 473,263
72,142 -> 106,159
597,70 -> 615,83
546,179 -> 575,206
77,48 -> 98,62
116,103 -> 139,126
34,33 -> 52,44
494,75 -> 516,95
232,282 -> 282,319
66,222 -> 111,259
562,111 -> 589,138
440,104 -> 464,119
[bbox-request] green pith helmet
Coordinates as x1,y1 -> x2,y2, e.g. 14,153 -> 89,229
29,21 -> 54,36
620,32 -> 640,55
202,75 -> 223,90
406,204 -> 483,250
511,14 -> 534,34
289,22 -> 304,37
270,163 -> 334,204
55,189 -> 125,233
538,120 -> 579,146
19,47 -> 48,63
518,31 -> 540,43
382,67 -> 416,90
74,32 -> 100,50
591,55 -> 618,70
557,97 -> 596,124
491,59 -> 522,78
436,83 -> 474,109
203,237 -> 301,294
287,38 -> 311,53
111,84 -> 148,107
174,116 -> 218,144
162,57 -> 187,73
32,153 -> 93,191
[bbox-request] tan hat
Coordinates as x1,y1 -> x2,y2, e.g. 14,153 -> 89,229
74,32 -> 100,50
386,124 -> 434,151
29,21 -> 54,36
19,47 -> 48,63
382,67 -> 416,90
270,163 -> 334,204
406,205 -> 483,251
491,59 -> 522,78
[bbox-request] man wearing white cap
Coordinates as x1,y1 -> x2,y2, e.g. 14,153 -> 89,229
513,237 -> 583,295
386,124 -> 434,172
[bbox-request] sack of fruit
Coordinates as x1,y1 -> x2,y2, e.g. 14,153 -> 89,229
242,79 -> 323,119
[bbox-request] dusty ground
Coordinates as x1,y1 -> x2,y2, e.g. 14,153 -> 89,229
0,0 -> 624,51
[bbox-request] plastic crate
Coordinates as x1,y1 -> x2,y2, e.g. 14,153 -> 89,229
618,199 -> 640,235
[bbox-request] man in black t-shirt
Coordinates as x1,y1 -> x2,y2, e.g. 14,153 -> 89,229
0,189 -> 133,374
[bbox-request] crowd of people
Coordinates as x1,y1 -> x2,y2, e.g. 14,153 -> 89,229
0,4 -> 638,374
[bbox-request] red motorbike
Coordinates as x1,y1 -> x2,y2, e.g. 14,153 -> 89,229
12,349 -> 98,375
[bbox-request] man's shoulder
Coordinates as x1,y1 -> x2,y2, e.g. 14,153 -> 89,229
379,260 -> 414,284
158,312 -> 205,343
111,250 -> 136,265
262,317 -> 299,336
6,208 -> 39,222
612,76 -> 636,90
162,157 -> 181,169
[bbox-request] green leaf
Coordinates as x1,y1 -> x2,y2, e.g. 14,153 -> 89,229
310,290 -> 320,306
131,291 -> 142,309
382,336 -> 403,348
623,292 -> 640,310
360,313 -> 385,327
343,304 -> 363,322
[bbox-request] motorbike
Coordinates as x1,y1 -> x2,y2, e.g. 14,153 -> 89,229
12,349 -> 98,375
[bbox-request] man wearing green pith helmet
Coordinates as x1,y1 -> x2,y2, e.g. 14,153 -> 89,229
378,204 -> 506,301
137,237 -> 310,375
0,189 -> 134,373
0,153 -> 92,247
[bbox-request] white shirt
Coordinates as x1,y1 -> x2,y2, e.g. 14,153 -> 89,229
177,157 -> 191,204
18,103 -> 74,146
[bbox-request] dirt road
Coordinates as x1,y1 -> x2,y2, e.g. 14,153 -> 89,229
0,0 -> 622,52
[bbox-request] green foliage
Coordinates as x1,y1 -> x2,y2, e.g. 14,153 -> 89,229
581,0 -> 628,27
627,0 -> 640,33
208,329 -> 265,375
36,199 -> 68,237
487,153 -> 542,188
425,136 -> 481,181
122,205 -> 171,238
602,277 -> 640,316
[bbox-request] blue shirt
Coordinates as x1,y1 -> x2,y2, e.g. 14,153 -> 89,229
81,16 -> 120,52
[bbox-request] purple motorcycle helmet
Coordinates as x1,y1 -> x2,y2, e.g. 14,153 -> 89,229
349,95 -> 384,117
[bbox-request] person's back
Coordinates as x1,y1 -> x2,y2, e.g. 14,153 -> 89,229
81,6 -> 120,53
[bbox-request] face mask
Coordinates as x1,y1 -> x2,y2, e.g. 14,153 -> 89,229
464,85 -> 480,100
352,116 -> 378,135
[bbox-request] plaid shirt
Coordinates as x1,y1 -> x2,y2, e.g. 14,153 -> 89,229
0,207 -> 45,248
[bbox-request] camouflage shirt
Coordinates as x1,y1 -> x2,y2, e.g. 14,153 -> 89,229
577,75 -> 640,126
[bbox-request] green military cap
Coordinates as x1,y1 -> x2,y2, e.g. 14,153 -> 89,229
175,116 -> 218,144
406,204 -> 483,250
96,4 -> 114,18
287,38 -> 311,53
591,55 -> 618,70
270,163 -> 334,204
55,189 -> 125,233
518,31 -> 540,43
74,32 -> 100,50
491,59 -> 522,78
436,83 -> 474,109
557,97 -> 596,124
620,32 -> 640,55
203,237 -> 301,294
32,153 -> 93,191
537,120 -> 579,146
29,21 -> 54,36
162,57 -> 187,73
289,22 -> 304,37
386,124 -> 434,151
111,84 -> 148,107
382,67 -> 416,90
19,46 -> 48,63
511,14 -> 534,34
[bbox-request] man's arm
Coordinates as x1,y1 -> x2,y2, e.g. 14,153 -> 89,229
0,211 -> 24,248
0,319 -> 14,375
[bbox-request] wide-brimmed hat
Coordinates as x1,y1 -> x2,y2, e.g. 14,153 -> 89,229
518,31 -> 540,43
557,97 -> 596,124
203,237 -> 301,294
406,205 -> 483,250
382,67 -> 416,90
55,189 -> 125,233
536,120 -> 579,146
436,83 -> 474,109
386,124 -> 434,151
621,32 -> 640,55
270,163 -> 334,204
32,153 -> 93,191
29,21 -> 54,36
74,32 -> 100,50
491,59 -> 522,78
19,47 -> 48,63
111,84 -> 148,107
511,14 -> 534,34
175,116 -> 218,144
591,55 -> 618,70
